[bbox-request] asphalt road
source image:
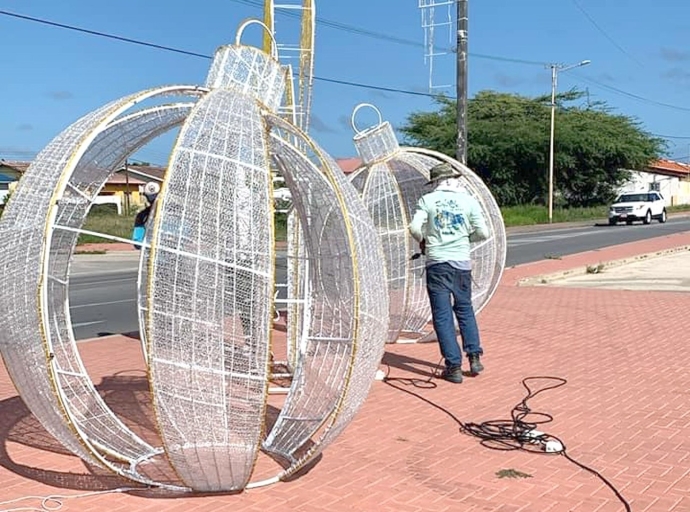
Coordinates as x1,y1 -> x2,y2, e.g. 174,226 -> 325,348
69,216 -> 690,340
506,216 -> 690,266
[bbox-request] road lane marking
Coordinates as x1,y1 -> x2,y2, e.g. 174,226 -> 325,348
70,299 -> 136,309
73,320 -> 106,327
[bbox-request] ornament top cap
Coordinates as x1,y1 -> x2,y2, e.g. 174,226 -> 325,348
205,19 -> 285,109
351,103 -> 400,164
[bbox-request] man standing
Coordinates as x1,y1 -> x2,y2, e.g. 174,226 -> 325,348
409,162 -> 488,384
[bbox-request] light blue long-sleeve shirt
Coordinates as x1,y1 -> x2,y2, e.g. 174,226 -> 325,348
409,188 -> 489,266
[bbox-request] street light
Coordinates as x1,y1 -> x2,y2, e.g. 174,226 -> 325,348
547,59 -> 591,223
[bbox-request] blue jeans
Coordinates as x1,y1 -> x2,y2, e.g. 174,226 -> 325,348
426,263 -> 483,369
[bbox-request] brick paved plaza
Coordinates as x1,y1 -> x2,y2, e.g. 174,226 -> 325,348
1,231 -> 688,511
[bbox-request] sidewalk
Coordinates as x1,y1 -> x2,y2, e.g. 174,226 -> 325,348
1,231 -> 689,511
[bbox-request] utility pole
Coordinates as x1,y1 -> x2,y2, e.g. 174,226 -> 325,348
456,0 -> 468,164
547,64 -> 557,224
546,59 -> 591,223
124,159 -> 131,216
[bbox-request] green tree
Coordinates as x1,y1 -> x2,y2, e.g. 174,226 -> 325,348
400,90 -> 665,207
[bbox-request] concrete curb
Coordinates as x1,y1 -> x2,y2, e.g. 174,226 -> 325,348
518,243 -> 690,286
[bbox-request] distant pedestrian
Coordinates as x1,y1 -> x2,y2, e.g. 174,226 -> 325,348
132,181 -> 160,249
409,162 -> 488,383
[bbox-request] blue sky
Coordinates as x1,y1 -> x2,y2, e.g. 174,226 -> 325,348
2,0 -> 690,165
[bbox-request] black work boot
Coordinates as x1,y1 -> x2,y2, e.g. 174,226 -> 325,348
441,365 -> 463,383
468,354 -> 484,375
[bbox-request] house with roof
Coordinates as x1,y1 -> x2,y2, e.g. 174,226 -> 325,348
1,157 -> 371,214
0,160 -> 167,214
618,159 -> 690,206
109,164 -> 167,213
0,160 -> 29,203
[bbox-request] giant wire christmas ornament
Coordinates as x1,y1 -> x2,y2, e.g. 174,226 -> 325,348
348,104 -> 506,343
0,22 -> 389,493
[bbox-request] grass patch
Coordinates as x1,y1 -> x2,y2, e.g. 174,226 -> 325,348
275,212 -> 287,242
586,263 -> 605,274
79,213 -> 137,244
503,202 -> 690,228
75,249 -> 107,255
78,210 -> 288,244
501,205 -> 608,227
67,200 -> 690,246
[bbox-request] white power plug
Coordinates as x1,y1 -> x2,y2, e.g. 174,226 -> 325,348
523,429 -> 545,440
545,440 -> 564,453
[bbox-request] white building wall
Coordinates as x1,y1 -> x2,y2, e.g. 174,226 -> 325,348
92,194 -> 122,215
618,171 -> 684,206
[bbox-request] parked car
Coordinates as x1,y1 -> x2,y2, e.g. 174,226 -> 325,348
608,192 -> 667,225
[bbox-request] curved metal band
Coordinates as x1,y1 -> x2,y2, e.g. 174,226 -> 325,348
351,102 -> 383,135
236,18 -> 279,60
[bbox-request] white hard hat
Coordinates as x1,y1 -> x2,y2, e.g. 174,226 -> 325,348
144,182 -> 160,196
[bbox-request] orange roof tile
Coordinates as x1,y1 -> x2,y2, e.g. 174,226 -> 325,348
647,159 -> 690,177
335,157 -> 363,174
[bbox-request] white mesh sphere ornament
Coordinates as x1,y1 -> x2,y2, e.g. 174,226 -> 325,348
347,104 -> 507,343
0,22 -> 389,493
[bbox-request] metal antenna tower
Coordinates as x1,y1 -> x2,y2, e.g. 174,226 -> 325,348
263,0 -> 316,133
418,0 -> 456,91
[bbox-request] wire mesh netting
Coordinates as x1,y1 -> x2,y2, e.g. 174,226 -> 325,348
350,118 -> 432,342
0,34 -> 390,493
349,109 -> 506,343
146,88 -> 276,492
144,48 -> 388,488
262,113 -> 389,476
0,99 -> 121,467
0,86 -> 204,487
50,101 -> 195,469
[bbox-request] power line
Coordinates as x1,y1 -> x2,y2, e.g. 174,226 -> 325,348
653,133 -> 690,140
569,72 -> 690,113
570,0 -> 643,67
0,10 -> 210,59
4,8 -> 690,123
0,9 -> 440,99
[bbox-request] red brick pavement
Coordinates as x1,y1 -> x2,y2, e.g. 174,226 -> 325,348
1,231 -> 689,511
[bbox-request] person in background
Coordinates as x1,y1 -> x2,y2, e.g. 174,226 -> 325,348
132,181 -> 160,249
409,162 -> 489,384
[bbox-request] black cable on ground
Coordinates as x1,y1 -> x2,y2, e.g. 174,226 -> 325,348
380,357 -> 443,389
382,368 -> 631,511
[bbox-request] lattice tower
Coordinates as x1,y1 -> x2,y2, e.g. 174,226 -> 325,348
419,0 -> 456,91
